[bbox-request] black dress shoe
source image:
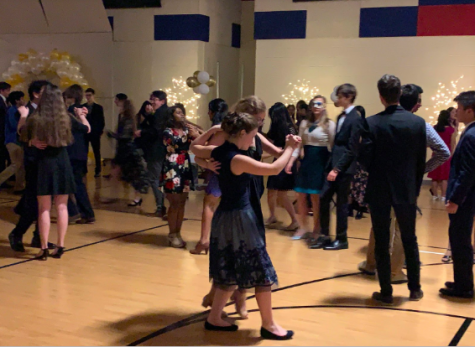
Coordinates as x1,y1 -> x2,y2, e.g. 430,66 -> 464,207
372,292 -> 394,305
323,240 -> 349,250
409,290 -> 424,301
8,232 -> 25,252
204,320 -> 238,332
308,235 -> 331,249
260,327 -> 294,340
31,237 -> 56,250
439,287 -> 474,299
445,281 -> 455,290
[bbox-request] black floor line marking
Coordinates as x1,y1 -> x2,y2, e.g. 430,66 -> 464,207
449,318 -> 473,346
0,200 -> 16,205
0,224 -> 168,271
129,305 -> 475,344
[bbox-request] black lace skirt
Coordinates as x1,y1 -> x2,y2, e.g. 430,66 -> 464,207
113,141 -> 150,194
209,206 -> 278,289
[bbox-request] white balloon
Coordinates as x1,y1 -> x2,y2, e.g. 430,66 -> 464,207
194,84 -> 210,95
9,65 -> 19,74
11,60 -> 20,66
57,69 -> 68,78
19,61 -> 31,72
330,85 -> 340,103
17,70 -> 27,78
2,72 -> 11,80
197,71 -> 210,84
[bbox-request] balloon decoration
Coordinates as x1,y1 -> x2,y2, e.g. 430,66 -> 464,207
186,70 -> 216,95
330,85 -> 341,103
1,49 -> 90,93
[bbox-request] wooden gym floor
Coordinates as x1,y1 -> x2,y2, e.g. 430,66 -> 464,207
0,169 -> 475,346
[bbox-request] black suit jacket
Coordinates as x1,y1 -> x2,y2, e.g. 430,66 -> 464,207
140,104 -> 167,162
82,102 -> 105,137
0,96 -> 7,143
446,122 -> 475,207
359,105 -> 427,205
329,107 -> 363,175
67,104 -> 89,162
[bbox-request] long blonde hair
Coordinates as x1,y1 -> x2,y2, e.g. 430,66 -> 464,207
25,84 -> 72,147
307,95 -> 330,130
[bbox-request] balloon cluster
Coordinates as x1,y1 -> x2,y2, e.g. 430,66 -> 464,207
186,71 -> 216,95
1,49 -> 89,92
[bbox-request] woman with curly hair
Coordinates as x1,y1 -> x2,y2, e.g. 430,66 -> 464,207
161,106 -> 199,248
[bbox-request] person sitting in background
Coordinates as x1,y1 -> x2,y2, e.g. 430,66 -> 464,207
83,88 -> 105,178
0,91 -> 26,193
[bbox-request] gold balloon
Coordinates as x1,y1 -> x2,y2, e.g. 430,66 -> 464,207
27,48 -> 37,56
18,53 -> 28,62
206,76 -> 217,88
50,49 -> 60,61
193,70 -> 200,78
60,52 -> 71,61
186,77 -> 200,88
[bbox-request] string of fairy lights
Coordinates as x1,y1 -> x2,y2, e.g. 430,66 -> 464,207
164,77 -> 201,120
282,79 -> 320,105
426,76 -> 471,134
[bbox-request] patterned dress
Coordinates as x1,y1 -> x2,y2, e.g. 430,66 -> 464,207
161,127 -> 195,194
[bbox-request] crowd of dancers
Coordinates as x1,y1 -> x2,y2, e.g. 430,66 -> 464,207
1,73 -> 475,340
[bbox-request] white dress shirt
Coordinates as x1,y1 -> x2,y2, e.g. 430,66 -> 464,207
337,105 -> 355,133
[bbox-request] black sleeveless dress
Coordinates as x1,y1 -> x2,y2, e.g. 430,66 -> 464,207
209,141 -> 277,289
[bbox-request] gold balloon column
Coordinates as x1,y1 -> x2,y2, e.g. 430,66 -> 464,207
1,49 -> 90,93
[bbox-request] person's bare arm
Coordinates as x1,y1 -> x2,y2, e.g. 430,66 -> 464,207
232,135 -> 301,176
191,126 -> 226,158
258,132 -> 283,158
195,157 -> 221,174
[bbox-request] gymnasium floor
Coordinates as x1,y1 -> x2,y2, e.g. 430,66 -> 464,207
0,171 -> 474,346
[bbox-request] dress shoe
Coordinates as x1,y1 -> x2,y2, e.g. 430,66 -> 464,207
8,232 -> 25,252
409,290 -> 424,301
445,281 -> 455,290
308,235 -> 331,249
372,292 -> 394,305
260,327 -> 294,340
323,240 -> 349,250
204,320 -> 238,332
31,236 -> 56,250
76,217 -> 96,225
391,272 -> 408,284
357,261 -> 376,275
439,287 -> 474,299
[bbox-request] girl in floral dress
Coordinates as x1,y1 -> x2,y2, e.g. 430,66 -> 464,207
162,106 -> 199,248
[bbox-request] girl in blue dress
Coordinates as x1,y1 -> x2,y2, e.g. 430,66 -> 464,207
203,113 -> 300,340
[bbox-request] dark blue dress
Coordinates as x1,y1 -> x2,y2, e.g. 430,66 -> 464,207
209,141 -> 277,289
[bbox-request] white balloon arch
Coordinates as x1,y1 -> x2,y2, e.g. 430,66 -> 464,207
2,49 -> 90,93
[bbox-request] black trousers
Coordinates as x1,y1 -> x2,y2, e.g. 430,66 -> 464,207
320,174 -> 353,242
86,135 -> 102,174
0,142 -> 9,173
11,211 -> 39,240
449,200 -> 475,293
370,203 -> 421,296
71,160 -> 95,219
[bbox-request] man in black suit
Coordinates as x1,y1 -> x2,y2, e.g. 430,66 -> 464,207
0,82 -> 11,177
9,80 -> 56,252
360,74 -> 426,304
311,83 -> 363,250
84,88 -> 105,177
136,90 -> 168,218
440,91 -> 475,299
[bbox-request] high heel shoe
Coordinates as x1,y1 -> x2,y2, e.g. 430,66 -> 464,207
168,233 -> 186,249
260,327 -> 294,340
442,253 -> 452,263
34,248 -> 49,261
51,247 -> 65,259
190,242 -> 209,255
128,198 -> 143,207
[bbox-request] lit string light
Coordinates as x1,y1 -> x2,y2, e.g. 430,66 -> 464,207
426,76 -> 470,135
164,77 -> 201,120
282,79 -> 320,105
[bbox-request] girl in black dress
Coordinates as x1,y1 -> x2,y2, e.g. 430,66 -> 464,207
191,96 -> 283,319
265,102 -> 299,231
22,84 -> 75,260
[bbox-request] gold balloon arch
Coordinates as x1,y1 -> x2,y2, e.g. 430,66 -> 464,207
1,49 -> 90,92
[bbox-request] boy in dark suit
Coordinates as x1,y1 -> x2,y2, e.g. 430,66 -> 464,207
440,91 -> 475,299
312,84 -> 363,250
360,74 -> 426,304
84,88 -> 105,177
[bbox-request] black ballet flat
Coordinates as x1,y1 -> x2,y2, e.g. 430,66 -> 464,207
204,320 -> 238,332
260,327 -> 294,340
51,247 -> 65,259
